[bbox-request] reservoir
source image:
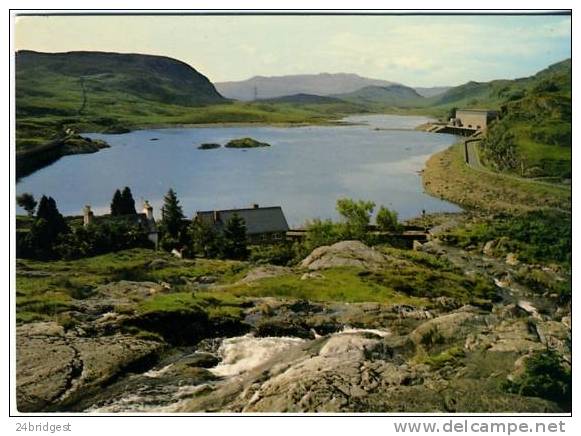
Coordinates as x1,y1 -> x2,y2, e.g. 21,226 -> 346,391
16,114 -> 461,226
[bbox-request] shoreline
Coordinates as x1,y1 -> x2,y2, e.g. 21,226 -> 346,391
421,142 -> 571,214
18,112 -> 435,179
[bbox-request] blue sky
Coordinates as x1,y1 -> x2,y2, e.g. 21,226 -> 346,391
15,14 -> 571,86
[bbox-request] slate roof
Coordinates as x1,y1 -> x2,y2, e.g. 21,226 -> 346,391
195,206 -> 289,235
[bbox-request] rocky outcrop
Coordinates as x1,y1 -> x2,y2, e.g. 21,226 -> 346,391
300,240 -> 397,271
409,306 -> 485,346
16,322 -> 164,412
179,328 -> 559,413
239,266 -> 292,284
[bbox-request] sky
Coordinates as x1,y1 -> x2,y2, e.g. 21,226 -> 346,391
14,14 -> 571,87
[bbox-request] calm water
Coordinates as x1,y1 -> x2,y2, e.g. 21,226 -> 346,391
16,114 -> 461,226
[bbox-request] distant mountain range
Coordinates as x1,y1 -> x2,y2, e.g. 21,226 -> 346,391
258,93 -> 346,105
215,73 -> 449,101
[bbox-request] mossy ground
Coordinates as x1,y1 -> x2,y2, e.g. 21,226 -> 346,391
15,248 -> 248,324
15,243 -> 500,325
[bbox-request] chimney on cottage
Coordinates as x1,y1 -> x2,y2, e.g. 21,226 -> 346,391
83,205 -> 94,227
143,200 -> 154,220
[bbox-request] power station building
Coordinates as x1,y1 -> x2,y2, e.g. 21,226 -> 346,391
450,109 -> 498,131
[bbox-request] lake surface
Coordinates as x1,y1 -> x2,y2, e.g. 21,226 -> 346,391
16,114 -> 461,226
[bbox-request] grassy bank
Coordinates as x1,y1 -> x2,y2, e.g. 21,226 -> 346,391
422,142 -> 571,214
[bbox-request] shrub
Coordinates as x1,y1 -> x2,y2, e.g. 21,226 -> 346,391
376,206 -> 401,232
250,243 -> 296,266
505,349 -> 571,411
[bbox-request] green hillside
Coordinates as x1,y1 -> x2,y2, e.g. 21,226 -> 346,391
16,51 -> 222,151
428,59 -> 571,180
333,84 -> 426,109
429,59 -> 571,112
15,51 -> 365,176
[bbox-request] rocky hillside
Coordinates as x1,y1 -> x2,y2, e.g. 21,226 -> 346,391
16,236 -> 571,412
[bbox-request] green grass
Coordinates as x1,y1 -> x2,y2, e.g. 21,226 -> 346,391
225,267 -> 425,304
136,290 -> 245,320
15,248 -> 250,324
225,245 -> 498,305
420,346 -> 465,369
16,243 -> 503,326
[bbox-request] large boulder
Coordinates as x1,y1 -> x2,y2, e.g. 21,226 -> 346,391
409,307 -> 485,346
239,266 -> 292,284
300,241 -> 394,271
16,322 -> 164,412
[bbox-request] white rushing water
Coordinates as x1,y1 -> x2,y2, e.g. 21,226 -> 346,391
210,334 -> 305,377
85,328 -> 392,413
339,326 -> 391,337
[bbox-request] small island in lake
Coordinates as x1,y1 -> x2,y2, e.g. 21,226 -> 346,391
225,137 -> 271,148
198,143 -> 222,150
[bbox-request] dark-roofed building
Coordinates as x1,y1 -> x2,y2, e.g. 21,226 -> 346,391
195,204 -> 289,244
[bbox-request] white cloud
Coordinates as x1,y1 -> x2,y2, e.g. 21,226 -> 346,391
15,14 -> 571,86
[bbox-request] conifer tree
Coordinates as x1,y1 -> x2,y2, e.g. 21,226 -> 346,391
121,186 -> 137,215
222,213 -> 248,260
110,189 -> 123,216
160,188 -> 185,241
26,195 -> 69,258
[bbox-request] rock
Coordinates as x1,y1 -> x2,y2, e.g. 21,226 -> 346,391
300,272 -> 325,280
239,266 -> 292,283
225,137 -> 271,148
180,352 -> 221,369
470,319 -> 545,354
516,300 -> 541,320
420,240 -> 446,256
412,240 -> 423,251
432,297 -> 461,311
255,318 -> 313,339
16,322 -> 164,412
300,241 -> 395,271
392,305 -> 433,320
179,327 -> 558,413
198,143 -> 221,150
410,308 -> 484,346
505,253 -> 519,266
195,275 -> 218,285
148,258 -> 169,270
482,240 -> 496,256
534,321 -> 571,359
